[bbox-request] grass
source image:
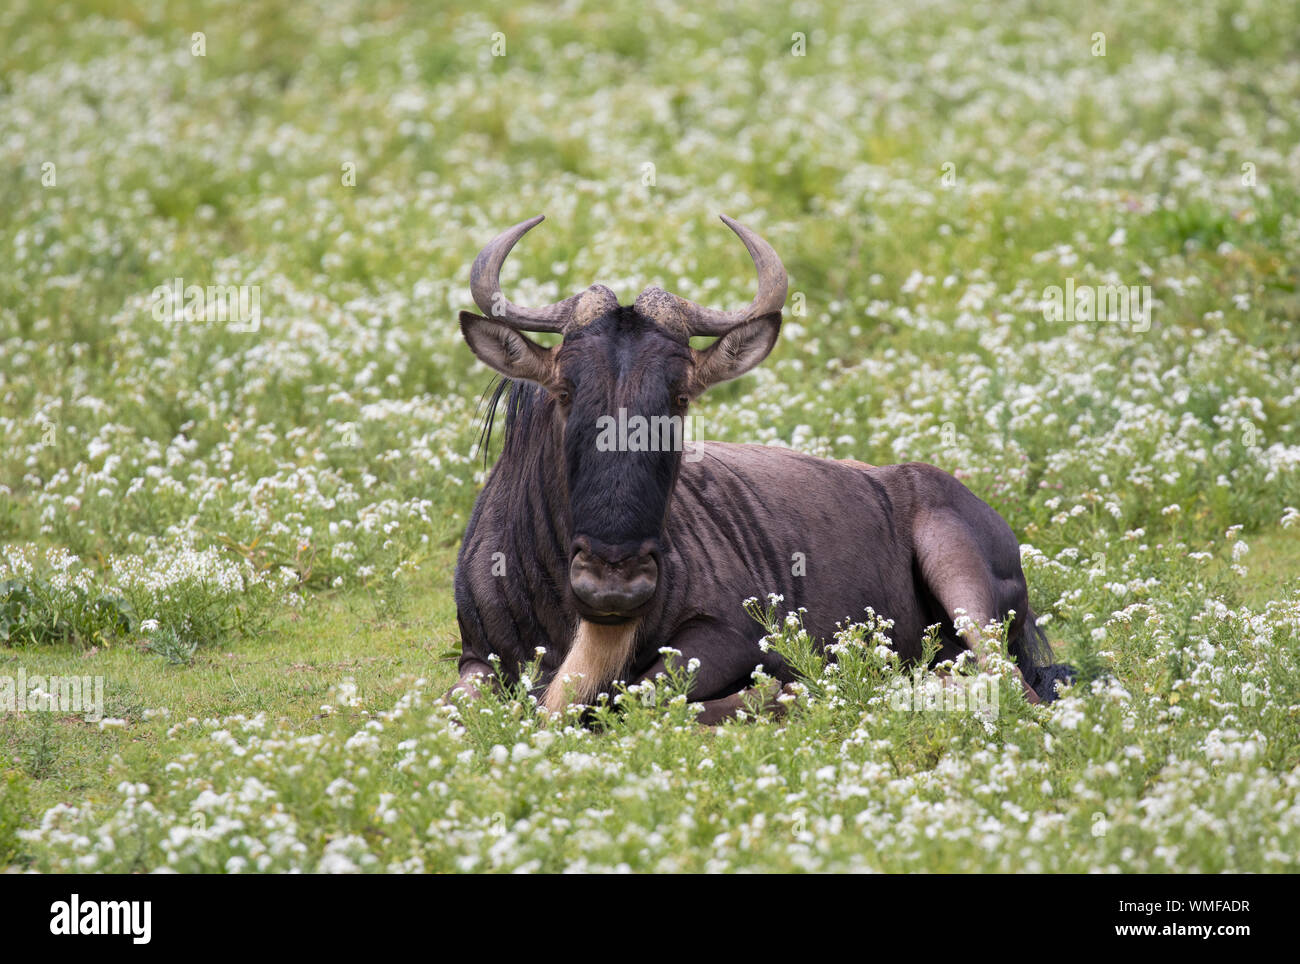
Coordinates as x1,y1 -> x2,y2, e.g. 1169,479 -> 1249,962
1,0 -> 1299,871
0,559 -> 459,822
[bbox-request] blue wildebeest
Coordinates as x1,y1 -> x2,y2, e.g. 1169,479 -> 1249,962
450,215 -> 1073,720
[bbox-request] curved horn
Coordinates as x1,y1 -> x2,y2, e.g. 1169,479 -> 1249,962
469,215 -> 617,332
634,215 -> 787,336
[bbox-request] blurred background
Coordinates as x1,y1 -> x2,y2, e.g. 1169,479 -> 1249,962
3,0 -> 1299,649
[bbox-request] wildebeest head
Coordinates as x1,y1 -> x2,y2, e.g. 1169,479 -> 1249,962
460,215 -> 786,622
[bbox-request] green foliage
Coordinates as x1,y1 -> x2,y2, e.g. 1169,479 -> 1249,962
0,577 -> 132,648
0,771 -> 31,866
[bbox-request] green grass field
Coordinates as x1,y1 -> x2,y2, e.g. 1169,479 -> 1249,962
2,0 -> 1298,872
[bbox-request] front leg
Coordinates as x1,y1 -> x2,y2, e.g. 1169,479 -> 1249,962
692,678 -> 797,725
629,618 -> 791,724
445,656 -> 495,702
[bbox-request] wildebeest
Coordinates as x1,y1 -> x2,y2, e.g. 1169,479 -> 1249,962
451,215 -> 1074,720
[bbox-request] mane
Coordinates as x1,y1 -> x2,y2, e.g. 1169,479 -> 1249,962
475,378 -> 549,467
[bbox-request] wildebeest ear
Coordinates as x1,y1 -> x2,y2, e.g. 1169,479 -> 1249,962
692,311 -> 781,390
460,312 -> 557,385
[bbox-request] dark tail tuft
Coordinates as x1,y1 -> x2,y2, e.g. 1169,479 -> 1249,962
1010,609 -> 1076,703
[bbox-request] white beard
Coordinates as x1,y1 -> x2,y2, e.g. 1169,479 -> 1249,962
542,619 -> 640,713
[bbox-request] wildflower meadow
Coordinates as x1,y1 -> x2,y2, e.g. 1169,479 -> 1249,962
1,0 -> 1298,875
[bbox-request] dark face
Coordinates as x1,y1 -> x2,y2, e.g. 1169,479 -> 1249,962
461,299 -> 781,622
554,309 -> 694,621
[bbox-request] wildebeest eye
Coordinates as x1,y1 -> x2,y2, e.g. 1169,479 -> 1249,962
675,393 -> 690,409
554,387 -> 572,406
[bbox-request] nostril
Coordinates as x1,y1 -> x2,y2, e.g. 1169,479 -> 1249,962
569,548 -> 602,577
620,554 -> 659,597
569,551 -> 658,614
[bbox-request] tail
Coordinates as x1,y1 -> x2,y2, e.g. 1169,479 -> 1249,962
1010,608 -> 1076,703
